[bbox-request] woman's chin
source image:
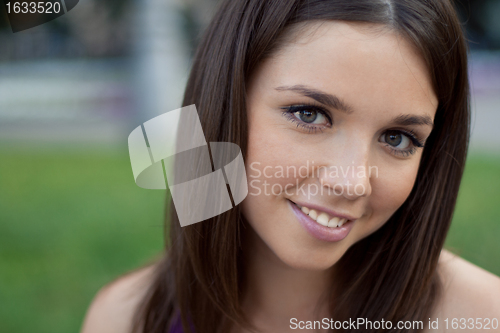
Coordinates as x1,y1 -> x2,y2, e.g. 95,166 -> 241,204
275,248 -> 345,272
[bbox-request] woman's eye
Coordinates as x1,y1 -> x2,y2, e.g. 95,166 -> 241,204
281,105 -> 332,133
381,130 -> 411,149
380,129 -> 425,157
292,109 -> 326,125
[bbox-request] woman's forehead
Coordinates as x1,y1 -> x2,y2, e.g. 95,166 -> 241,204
250,20 -> 438,119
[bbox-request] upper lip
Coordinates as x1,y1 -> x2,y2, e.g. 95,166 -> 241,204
289,199 -> 361,221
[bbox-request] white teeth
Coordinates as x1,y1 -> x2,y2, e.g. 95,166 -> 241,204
316,213 -> 329,226
298,203 -> 349,228
328,217 -> 339,228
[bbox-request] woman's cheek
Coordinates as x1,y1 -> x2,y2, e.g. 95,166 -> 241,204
365,162 -> 420,233
245,133 -> 310,198
246,159 -> 307,199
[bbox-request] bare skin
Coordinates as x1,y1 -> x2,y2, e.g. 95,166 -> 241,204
80,264 -> 154,333
81,22 -> 500,333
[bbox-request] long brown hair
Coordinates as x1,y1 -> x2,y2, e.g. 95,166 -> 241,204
133,0 -> 470,332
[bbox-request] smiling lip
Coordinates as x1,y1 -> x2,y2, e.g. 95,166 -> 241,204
288,200 -> 356,242
291,200 -> 359,221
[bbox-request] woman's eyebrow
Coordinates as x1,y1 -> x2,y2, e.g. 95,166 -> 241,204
276,85 -> 434,128
390,114 -> 434,128
275,85 -> 354,114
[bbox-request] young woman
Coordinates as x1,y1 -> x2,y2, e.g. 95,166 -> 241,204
81,0 -> 500,332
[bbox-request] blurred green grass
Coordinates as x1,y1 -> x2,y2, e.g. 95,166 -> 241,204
0,145 -> 165,333
445,153 -> 500,275
0,146 -> 499,333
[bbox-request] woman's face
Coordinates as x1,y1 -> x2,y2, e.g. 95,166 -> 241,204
242,21 -> 437,271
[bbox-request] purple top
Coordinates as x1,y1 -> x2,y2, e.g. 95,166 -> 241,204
170,321 -> 184,333
169,314 -> 194,333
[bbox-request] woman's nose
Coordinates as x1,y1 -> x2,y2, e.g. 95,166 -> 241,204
316,141 -> 373,200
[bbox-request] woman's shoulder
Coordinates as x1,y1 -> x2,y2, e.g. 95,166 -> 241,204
426,249 -> 500,332
80,263 -> 158,333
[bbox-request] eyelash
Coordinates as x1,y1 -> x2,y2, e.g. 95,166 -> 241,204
281,104 -> 332,133
281,104 -> 425,157
384,129 -> 425,157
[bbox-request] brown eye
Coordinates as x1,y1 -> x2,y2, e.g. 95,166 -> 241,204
381,130 -> 410,149
293,110 -> 327,124
282,105 -> 332,133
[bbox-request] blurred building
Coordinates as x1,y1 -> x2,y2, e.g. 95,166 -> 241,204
0,0 -> 498,152
0,0 -> 215,146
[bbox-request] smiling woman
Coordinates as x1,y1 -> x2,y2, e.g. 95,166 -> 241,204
243,20 -> 437,271
80,1 -> 500,333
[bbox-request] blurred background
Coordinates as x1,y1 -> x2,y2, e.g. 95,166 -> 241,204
0,1 -> 499,332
